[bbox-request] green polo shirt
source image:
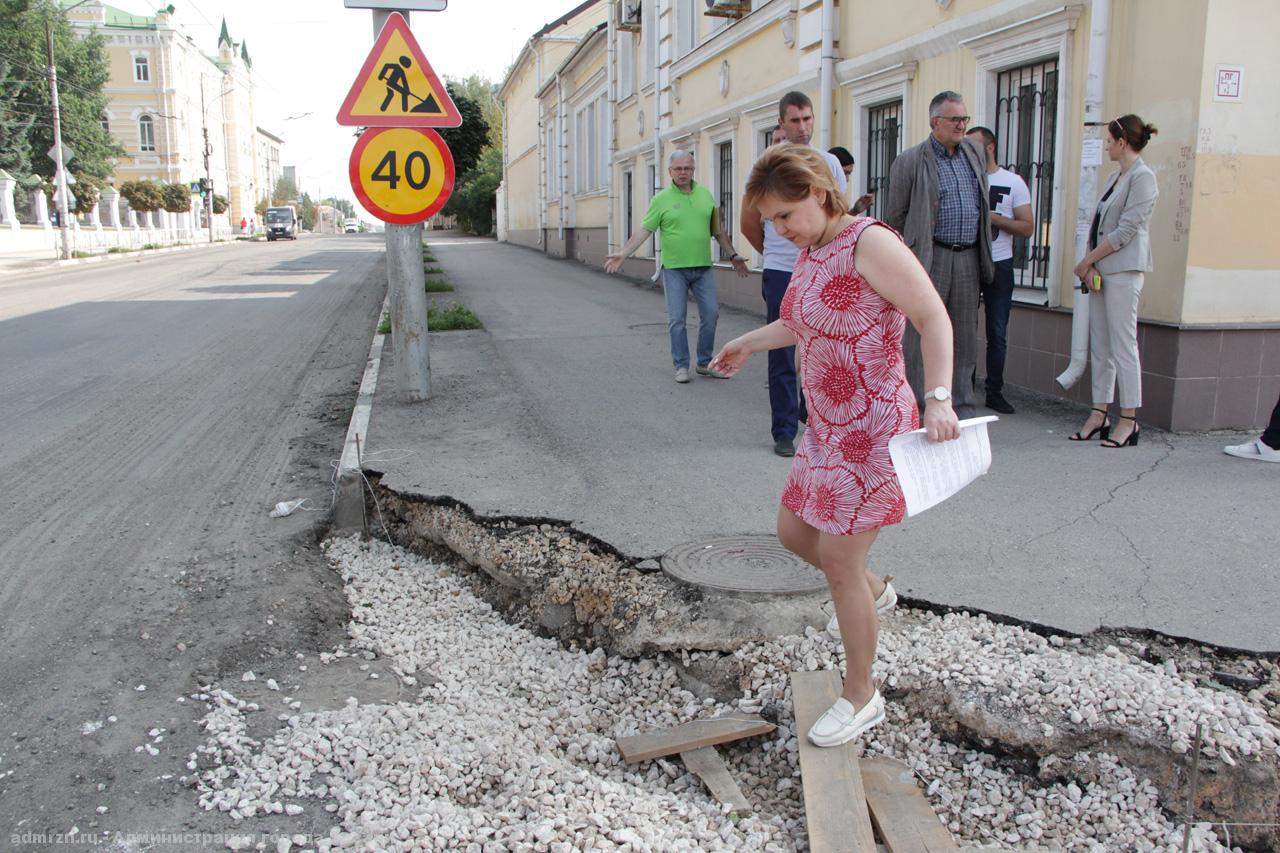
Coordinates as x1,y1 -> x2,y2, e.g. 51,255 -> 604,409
641,180 -> 716,269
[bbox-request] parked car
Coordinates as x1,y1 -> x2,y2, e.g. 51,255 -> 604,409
265,206 -> 298,241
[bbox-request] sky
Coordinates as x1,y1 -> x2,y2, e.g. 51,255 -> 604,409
109,0 -> 582,207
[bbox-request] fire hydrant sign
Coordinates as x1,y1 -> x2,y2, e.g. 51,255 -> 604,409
349,127 -> 455,224
336,11 -> 461,127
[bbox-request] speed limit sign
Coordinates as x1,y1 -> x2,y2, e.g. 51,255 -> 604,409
349,127 -> 455,224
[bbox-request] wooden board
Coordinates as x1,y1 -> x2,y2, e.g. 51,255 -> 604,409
680,746 -> 752,814
616,714 -> 774,764
791,670 -> 878,852
860,756 -> 960,852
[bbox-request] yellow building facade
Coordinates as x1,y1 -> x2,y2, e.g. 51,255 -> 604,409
500,0 -> 1280,430
64,1 -> 274,226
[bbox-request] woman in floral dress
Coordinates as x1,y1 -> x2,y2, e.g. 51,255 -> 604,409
710,145 -> 959,747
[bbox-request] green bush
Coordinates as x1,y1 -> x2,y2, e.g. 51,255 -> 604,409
120,180 -> 163,212
106,245 -> 133,253
72,249 -> 91,258
427,301 -> 482,331
140,242 -> 161,250
160,183 -> 191,213
377,313 -> 391,335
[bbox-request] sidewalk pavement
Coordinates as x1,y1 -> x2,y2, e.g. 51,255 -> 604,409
365,235 -> 1278,654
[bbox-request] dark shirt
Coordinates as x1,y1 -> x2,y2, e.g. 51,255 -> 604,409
930,135 -> 981,244
1089,180 -> 1117,250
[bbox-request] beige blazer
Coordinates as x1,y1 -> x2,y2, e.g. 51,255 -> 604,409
1092,158 -> 1159,274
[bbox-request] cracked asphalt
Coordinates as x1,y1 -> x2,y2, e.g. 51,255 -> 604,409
367,235 -> 1278,653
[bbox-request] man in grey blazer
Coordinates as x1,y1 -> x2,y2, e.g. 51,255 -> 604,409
884,91 -> 994,418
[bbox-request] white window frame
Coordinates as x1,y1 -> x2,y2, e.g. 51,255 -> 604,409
640,0 -> 654,88
676,0 -> 697,58
963,5 -> 1080,306
572,90 -> 608,196
844,63 -> 915,200
618,30 -> 635,100
138,114 -> 155,152
132,52 -> 150,83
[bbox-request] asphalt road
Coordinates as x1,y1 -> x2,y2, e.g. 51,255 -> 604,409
0,235 -> 388,849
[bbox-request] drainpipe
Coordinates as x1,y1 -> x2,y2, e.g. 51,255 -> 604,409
557,71 -> 567,244
536,44 -> 545,247
1058,0 -> 1109,389
651,0 -> 661,278
607,10 -> 616,257
818,0 -> 835,150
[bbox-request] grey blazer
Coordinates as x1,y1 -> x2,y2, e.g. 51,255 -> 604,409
883,136 -> 994,285
1092,158 -> 1158,274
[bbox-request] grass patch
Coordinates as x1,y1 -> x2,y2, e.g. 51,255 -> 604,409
428,300 -> 482,331
423,265 -> 443,275
141,242 -> 162,250
72,250 -> 92,258
377,313 -> 391,335
425,279 -> 453,292
107,246 -> 134,254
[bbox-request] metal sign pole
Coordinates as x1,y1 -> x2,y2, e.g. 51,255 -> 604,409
373,9 -> 431,403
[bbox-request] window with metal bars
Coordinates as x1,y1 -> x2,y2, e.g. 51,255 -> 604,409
994,58 -> 1059,291
865,101 -> 901,221
716,141 -> 733,260
623,171 -> 634,240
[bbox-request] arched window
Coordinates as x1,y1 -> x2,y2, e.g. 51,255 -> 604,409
139,115 -> 155,152
133,54 -> 150,82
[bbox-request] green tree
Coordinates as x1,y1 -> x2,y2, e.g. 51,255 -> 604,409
119,179 -> 162,212
444,74 -> 500,147
160,182 -> 191,213
442,144 -> 501,235
435,83 -> 488,177
296,193 -> 316,230
212,193 -> 228,215
270,175 -> 298,204
324,196 -> 355,219
0,0 -> 124,187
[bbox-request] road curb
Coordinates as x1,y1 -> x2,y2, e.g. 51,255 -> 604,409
333,297 -> 389,533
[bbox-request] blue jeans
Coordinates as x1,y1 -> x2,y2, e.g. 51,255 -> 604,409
662,266 -> 719,370
762,269 -> 802,441
980,258 -> 1015,395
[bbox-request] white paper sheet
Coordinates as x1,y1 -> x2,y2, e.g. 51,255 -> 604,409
1082,138 -> 1104,167
888,416 -> 997,517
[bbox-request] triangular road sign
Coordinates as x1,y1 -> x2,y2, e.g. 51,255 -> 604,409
336,11 -> 461,128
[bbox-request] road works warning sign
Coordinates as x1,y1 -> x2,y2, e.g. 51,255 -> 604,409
336,12 -> 461,127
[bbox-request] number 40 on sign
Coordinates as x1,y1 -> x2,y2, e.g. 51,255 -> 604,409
349,127 -> 455,224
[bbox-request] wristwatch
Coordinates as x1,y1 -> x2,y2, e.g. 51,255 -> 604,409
730,253 -> 744,262
924,386 -> 951,403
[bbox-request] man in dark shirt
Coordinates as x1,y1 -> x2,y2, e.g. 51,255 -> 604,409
884,91 -> 993,418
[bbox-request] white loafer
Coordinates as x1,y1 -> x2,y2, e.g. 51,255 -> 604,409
827,578 -> 898,641
807,689 -> 885,748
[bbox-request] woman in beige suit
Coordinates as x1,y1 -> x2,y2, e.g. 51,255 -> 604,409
1070,114 -> 1159,448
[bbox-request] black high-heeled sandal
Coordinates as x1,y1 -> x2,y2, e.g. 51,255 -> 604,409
1101,415 -> 1140,448
1069,407 -> 1111,441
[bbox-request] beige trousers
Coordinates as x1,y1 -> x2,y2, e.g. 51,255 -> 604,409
1089,270 -> 1144,409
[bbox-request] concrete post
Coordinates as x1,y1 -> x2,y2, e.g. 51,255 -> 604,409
386,222 -> 431,401
0,173 -> 19,231
86,201 -> 103,232
122,201 -> 137,230
31,190 -> 51,229
100,188 -> 121,229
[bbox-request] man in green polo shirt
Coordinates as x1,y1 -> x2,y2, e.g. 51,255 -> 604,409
605,150 -> 749,383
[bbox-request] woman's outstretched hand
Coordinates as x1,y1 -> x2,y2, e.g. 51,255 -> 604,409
708,337 -> 752,377
922,401 -> 961,443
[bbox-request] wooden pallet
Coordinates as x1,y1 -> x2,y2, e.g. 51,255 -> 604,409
791,670 -> 960,853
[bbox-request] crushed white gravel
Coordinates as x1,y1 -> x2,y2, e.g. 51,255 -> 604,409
186,535 -> 1275,851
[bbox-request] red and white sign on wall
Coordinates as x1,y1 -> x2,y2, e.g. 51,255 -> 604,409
1214,64 -> 1244,102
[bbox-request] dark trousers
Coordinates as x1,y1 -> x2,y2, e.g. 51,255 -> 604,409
980,258 -> 1015,395
1263,394 -> 1280,450
763,269 -> 801,442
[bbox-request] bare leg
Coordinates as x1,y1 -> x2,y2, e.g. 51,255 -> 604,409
1078,404 -> 1109,438
1109,406 -> 1138,444
777,505 -> 888,600
777,506 -> 879,706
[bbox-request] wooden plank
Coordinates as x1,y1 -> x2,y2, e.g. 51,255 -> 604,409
860,756 -> 960,852
680,746 -> 752,814
616,714 -> 775,764
791,670 -> 878,852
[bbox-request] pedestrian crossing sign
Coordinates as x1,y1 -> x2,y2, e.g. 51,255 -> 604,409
336,11 -> 461,128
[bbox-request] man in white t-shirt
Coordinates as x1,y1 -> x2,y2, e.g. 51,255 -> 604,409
740,91 -> 848,457
967,126 -> 1033,415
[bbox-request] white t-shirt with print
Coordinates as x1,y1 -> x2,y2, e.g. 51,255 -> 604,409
751,145 -> 848,272
986,166 -> 1032,262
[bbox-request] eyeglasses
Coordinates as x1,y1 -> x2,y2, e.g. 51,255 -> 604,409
939,115 -> 971,126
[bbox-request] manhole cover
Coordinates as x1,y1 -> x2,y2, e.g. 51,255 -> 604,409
661,535 -> 827,595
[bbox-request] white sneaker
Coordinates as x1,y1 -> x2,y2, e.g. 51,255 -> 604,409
807,689 -> 885,747
674,367 -> 690,383
1224,438 -> 1280,463
826,578 -> 897,641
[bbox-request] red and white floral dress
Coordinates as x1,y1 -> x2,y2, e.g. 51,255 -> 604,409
778,218 -> 918,536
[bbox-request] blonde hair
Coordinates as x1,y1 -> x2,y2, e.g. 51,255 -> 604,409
745,144 -> 847,219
